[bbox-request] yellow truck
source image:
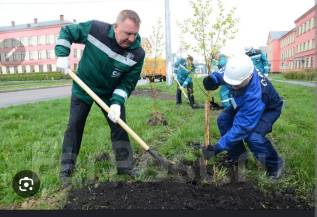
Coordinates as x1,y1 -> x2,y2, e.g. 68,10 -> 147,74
141,58 -> 166,82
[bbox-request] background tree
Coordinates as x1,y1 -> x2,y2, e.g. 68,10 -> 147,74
179,0 -> 238,154
147,18 -> 168,125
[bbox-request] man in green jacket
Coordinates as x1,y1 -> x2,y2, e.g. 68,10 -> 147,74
55,10 -> 145,187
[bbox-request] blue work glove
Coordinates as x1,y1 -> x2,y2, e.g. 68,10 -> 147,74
202,144 -> 223,160
182,81 -> 188,88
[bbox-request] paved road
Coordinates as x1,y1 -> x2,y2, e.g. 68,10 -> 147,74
0,79 -> 149,108
271,79 -> 317,88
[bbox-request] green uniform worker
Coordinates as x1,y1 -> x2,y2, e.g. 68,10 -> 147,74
55,10 -> 145,187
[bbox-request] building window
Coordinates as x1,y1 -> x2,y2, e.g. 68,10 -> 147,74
311,18 -> 315,29
14,52 -> 20,61
47,64 -> 52,72
14,39 -> 21,47
6,66 -> 10,73
9,53 -> 13,62
33,51 -> 38,60
46,50 -> 51,59
28,37 -> 32,46
73,49 -> 77,58
0,66 -> 2,74
50,35 -> 55,44
50,50 -> 55,58
30,65 -> 35,72
40,35 -> 45,45
21,37 -> 27,46
38,50 -> 46,60
42,50 -> 46,59
33,36 -> 37,45
4,53 -> 9,62
46,35 -> 50,45
39,64 -> 44,72
14,66 -> 18,74
24,51 -> 29,60
29,51 -> 33,60
5,39 -> 12,48
306,21 -> 310,31
22,65 -> 26,73
74,63 -> 78,70
77,49 -> 81,58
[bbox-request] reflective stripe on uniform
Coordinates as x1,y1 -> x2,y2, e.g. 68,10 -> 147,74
56,39 -> 71,48
87,34 -> 137,67
113,89 -> 128,100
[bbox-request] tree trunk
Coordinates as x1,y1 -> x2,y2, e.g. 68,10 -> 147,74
204,91 -> 211,165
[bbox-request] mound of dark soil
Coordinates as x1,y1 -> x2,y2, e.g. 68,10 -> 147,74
148,112 -> 168,126
64,181 -> 311,210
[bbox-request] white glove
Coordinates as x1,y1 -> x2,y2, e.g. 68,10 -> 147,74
108,104 -> 121,123
56,57 -> 69,75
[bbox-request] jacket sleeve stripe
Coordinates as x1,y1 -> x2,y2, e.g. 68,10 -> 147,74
113,89 -> 128,100
56,39 -> 71,48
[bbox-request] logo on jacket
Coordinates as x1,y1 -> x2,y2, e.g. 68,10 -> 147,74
112,70 -> 122,78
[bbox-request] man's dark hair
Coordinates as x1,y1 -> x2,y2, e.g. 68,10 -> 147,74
187,55 -> 193,61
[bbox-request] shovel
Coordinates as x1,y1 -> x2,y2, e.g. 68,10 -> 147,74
174,77 -> 189,100
66,69 -> 195,178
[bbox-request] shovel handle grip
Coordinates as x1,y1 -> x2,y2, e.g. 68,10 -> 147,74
66,69 -> 150,151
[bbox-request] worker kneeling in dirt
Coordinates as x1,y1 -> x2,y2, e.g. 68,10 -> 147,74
55,10 -> 145,187
174,56 -> 196,108
202,53 -> 284,180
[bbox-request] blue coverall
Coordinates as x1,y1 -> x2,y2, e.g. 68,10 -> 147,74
174,58 -> 195,106
203,68 -> 283,174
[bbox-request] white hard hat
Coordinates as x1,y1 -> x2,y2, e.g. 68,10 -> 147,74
223,54 -> 254,86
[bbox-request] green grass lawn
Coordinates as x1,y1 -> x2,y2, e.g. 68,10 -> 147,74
0,80 -> 71,92
269,73 -> 285,80
0,78 -> 315,209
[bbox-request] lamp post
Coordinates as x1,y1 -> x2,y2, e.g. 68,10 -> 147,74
165,0 -> 173,85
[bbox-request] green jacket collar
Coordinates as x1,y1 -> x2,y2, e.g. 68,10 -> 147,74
107,24 -> 141,50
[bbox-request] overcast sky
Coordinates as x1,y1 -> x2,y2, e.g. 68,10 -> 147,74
0,0 -> 315,58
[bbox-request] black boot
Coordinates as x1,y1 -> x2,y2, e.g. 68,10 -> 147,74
60,168 -> 74,189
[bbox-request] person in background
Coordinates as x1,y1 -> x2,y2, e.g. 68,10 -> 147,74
214,53 -> 231,109
174,56 -> 196,108
245,46 -> 270,77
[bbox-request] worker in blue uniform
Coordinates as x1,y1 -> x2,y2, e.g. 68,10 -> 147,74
202,54 -> 284,180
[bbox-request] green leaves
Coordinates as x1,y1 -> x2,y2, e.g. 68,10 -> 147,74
178,0 -> 238,69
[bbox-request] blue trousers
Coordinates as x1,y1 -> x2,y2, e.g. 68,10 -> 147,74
217,108 -> 282,173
